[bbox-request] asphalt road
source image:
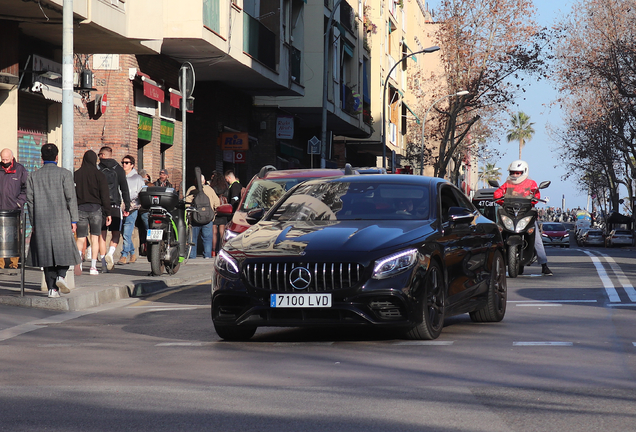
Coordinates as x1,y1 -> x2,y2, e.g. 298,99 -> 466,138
0,246 -> 635,431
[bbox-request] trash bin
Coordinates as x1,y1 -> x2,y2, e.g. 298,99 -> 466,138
0,209 -> 21,258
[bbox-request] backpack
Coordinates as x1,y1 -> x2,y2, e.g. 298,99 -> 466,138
190,166 -> 214,226
99,163 -> 120,204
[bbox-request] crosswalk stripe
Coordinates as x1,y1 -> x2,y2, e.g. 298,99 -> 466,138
513,342 -> 573,346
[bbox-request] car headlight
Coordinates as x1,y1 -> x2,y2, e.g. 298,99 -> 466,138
372,249 -> 418,279
215,250 -> 240,279
541,233 -> 548,237
516,216 -> 534,233
500,214 -> 514,231
564,233 -> 569,238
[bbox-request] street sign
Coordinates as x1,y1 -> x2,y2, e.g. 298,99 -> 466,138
178,62 -> 195,98
308,136 -> 321,154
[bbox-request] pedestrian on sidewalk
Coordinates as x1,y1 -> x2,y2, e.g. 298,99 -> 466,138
210,170 -> 229,255
74,150 -> 112,276
118,155 -> 146,265
98,146 -> 130,272
26,144 -> 81,298
0,148 -> 28,276
185,173 -> 220,259
224,169 -> 243,213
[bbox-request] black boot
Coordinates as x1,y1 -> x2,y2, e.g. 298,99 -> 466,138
542,264 -> 553,276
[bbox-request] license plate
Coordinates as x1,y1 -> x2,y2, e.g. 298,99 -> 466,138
270,294 -> 332,308
147,229 -> 163,241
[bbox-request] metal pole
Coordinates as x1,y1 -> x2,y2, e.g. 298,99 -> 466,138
61,0 -> 74,171
320,0 -> 343,169
382,47 -> 439,170
20,207 -> 26,297
181,66 -> 187,195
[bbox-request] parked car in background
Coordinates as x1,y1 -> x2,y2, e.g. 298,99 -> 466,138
541,222 -> 570,248
605,229 -> 634,247
212,175 -> 507,341
582,229 -> 605,247
562,222 -> 575,232
223,165 -> 356,244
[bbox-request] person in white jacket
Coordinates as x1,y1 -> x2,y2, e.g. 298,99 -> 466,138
118,155 -> 147,264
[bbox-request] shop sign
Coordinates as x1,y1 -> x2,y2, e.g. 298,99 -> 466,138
160,120 -> 174,145
138,114 -> 153,141
276,116 -> 294,139
234,151 -> 246,164
220,132 -> 249,151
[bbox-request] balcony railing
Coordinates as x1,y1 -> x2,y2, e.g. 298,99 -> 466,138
291,47 -> 301,84
244,13 -> 277,70
340,1 -> 355,35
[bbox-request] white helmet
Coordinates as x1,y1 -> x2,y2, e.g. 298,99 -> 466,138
507,160 -> 529,184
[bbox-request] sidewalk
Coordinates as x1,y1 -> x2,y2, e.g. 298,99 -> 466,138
0,257 -> 214,311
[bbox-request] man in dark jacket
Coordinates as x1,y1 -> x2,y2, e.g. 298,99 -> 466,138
26,144 -> 81,298
0,148 -> 28,275
224,169 -> 243,213
98,146 -> 130,272
74,150 -> 112,276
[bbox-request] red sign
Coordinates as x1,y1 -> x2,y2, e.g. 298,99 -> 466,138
101,94 -> 108,114
143,80 -> 164,103
234,151 -> 246,164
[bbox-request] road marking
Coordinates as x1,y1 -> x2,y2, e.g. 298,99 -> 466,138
509,300 -> 597,303
607,304 -> 636,307
146,307 -> 205,312
581,250 -> 621,302
515,304 -> 562,307
393,341 -> 454,346
156,342 -> 212,347
598,254 -> 636,302
513,342 -> 573,346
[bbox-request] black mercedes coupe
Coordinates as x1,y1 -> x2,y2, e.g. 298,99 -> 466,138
211,175 -> 507,341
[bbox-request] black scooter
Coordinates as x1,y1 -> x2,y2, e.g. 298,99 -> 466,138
139,186 -> 187,276
488,180 -> 550,278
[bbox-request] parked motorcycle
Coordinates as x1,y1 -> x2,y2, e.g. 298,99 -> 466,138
139,186 -> 187,276
488,180 -> 550,278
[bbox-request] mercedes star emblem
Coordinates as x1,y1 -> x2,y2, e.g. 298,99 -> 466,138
289,267 -> 312,290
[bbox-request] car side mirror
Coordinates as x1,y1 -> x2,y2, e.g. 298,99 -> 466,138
246,208 -> 265,225
215,203 -> 234,217
447,207 -> 475,224
488,180 -> 500,188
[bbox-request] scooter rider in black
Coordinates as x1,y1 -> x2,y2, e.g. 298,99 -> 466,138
494,160 -> 553,276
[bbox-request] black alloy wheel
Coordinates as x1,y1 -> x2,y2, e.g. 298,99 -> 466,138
406,261 -> 445,340
470,250 -> 507,322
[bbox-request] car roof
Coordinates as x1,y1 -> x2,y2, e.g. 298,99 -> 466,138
260,168 -> 352,180
303,173 -> 440,187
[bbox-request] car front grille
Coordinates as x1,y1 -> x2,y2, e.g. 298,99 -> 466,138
244,262 -> 364,292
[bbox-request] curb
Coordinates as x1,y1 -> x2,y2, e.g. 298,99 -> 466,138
0,274 -> 212,312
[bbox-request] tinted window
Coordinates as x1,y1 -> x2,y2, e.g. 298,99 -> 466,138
270,181 -> 430,221
543,224 -> 566,231
240,178 -> 303,211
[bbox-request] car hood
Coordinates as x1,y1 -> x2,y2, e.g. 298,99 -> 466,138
230,220 -> 435,256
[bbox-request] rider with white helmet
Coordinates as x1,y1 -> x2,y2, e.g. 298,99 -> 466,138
493,160 -> 553,276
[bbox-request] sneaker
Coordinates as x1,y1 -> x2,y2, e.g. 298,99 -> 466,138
56,276 -> 71,293
74,263 -> 82,276
541,264 -> 553,276
105,254 -> 115,271
117,256 -> 128,265
89,267 -> 99,276
85,246 -> 92,260
48,289 -> 60,298
129,254 -> 137,264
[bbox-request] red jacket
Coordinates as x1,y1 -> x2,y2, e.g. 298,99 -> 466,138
493,178 -> 540,204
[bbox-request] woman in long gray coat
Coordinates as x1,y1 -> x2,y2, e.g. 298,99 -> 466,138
27,144 -> 81,298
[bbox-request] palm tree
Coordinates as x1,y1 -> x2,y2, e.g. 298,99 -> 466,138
478,162 -> 502,188
506,111 -> 535,159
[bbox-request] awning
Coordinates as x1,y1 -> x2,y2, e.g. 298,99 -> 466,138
141,75 -> 164,103
403,102 -> 420,124
402,42 -> 418,62
38,84 -> 83,107
389,84 -> 404,98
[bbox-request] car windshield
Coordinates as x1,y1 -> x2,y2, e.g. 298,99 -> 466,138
543,223 -> 566,231
269,181 -> 430,221
240,178 -> 307,211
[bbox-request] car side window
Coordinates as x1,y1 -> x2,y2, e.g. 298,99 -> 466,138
440,186 -> 460,220
452,187 -> 475,211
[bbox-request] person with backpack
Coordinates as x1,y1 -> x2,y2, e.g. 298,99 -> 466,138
210,171 -> 229,255
97,146 -> 131,272
118,155 -> 146,265
185,171 -> 220,259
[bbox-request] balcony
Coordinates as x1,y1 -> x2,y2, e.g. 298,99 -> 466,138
291,47 -> 302,84
339,1 -> 356,35
243,13 -> 277,71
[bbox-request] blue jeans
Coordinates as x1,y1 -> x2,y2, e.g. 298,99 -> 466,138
121,209 -> 138,257
190,221 -> 213,258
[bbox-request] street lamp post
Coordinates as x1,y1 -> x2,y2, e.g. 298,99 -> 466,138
419,90 -> 469,176
381,46 -> 440,170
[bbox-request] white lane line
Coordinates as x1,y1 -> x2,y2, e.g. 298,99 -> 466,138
509,300 -> 597,303
513,342 -> 574,346
393,341 -> 454,346
633,343 -> 636,347
146,307 -> 201,312
607,304 -> 636,307
516,304 -> 562,307
581,250 -> 621,302
597,254 -> 636,302
156,342 -> 212,347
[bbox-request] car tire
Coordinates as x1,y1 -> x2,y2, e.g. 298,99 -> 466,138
470,251 -> 507,323
214,324 -> 257,341
406,261 -> 445,340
